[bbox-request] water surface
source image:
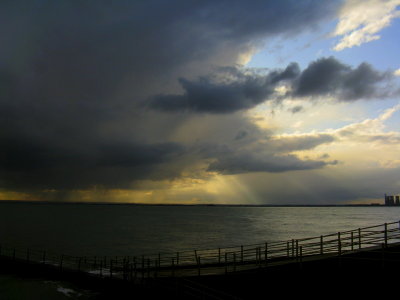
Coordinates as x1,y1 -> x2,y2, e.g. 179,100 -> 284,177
1,202 -> 399,257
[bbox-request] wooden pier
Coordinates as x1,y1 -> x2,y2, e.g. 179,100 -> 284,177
1,221 -> 400,299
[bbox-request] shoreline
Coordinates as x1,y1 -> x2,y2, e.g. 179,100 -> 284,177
0,200 -> 386,207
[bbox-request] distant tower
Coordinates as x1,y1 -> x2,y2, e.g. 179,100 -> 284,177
385,194 -> 395,206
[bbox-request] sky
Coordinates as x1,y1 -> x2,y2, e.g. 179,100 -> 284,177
1,0 -> 400,205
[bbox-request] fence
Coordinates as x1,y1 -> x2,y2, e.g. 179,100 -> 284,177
1,221 -> 400,281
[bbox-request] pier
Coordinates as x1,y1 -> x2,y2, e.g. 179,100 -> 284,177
1,221 -> 400,299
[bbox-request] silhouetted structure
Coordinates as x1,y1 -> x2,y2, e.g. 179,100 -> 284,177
385,194 -> 400,206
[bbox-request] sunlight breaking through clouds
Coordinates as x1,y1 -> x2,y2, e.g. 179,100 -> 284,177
1,1 -> 399,204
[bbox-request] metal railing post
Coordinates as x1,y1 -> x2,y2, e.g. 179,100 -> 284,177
292,239 -> 295,257
141,255 -> 144,279
134,258 -> 137,281
384,223 -> 388,248
130,263 -> 133,282
147,258 -> 150,278
299,246 -> 303,269
287,241 -> 290,257
351,231 -> 354,251
320,236 -> 323,255
154,259 -> 158,278
197,256 -> 201,276
225,252 -> 228,275
110,259 -> 113,278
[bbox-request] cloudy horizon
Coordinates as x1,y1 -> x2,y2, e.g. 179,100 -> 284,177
1,0 -> 400,204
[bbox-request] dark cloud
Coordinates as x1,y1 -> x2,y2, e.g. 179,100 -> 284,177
293,57 -> 393,100
294,57 -> 349,97
149,57 -> 397,114
269,62 -> 301,83
0,1 -> 341,195
149,64 -> 300,113
149,73 -> 275,113
1,136 -> 185,190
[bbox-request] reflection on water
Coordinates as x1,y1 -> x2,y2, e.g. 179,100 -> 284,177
0,202 -> 399,257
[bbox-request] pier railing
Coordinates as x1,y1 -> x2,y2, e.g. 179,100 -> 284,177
1,221 -> 400,281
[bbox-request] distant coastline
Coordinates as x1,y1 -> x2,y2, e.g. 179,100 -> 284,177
0,200 -> 386,207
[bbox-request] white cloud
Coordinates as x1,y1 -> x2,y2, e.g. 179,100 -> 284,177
276,103 -> 400,158
332,104 -> 400,144
333,0 -> 400,51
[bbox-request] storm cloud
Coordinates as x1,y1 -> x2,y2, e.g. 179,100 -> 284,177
0,137 -> 185,190
0,1 -> 342,195
293,57 -> 394,100
150,57 -> 397,113
2,1 -> 397,204
149,64 -> 298,113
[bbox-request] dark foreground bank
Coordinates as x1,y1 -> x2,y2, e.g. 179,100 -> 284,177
1,243 -> 400,299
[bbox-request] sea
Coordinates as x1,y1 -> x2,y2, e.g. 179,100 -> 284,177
0,202 -> 399,299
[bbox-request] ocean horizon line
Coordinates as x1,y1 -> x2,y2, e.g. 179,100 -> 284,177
0,199 -> 385,207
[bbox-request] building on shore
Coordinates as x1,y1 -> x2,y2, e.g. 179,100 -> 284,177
385,194 -> 400,206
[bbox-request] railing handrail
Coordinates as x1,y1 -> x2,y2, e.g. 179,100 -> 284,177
1,220 -> 400,281
126,220 -> 400,261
